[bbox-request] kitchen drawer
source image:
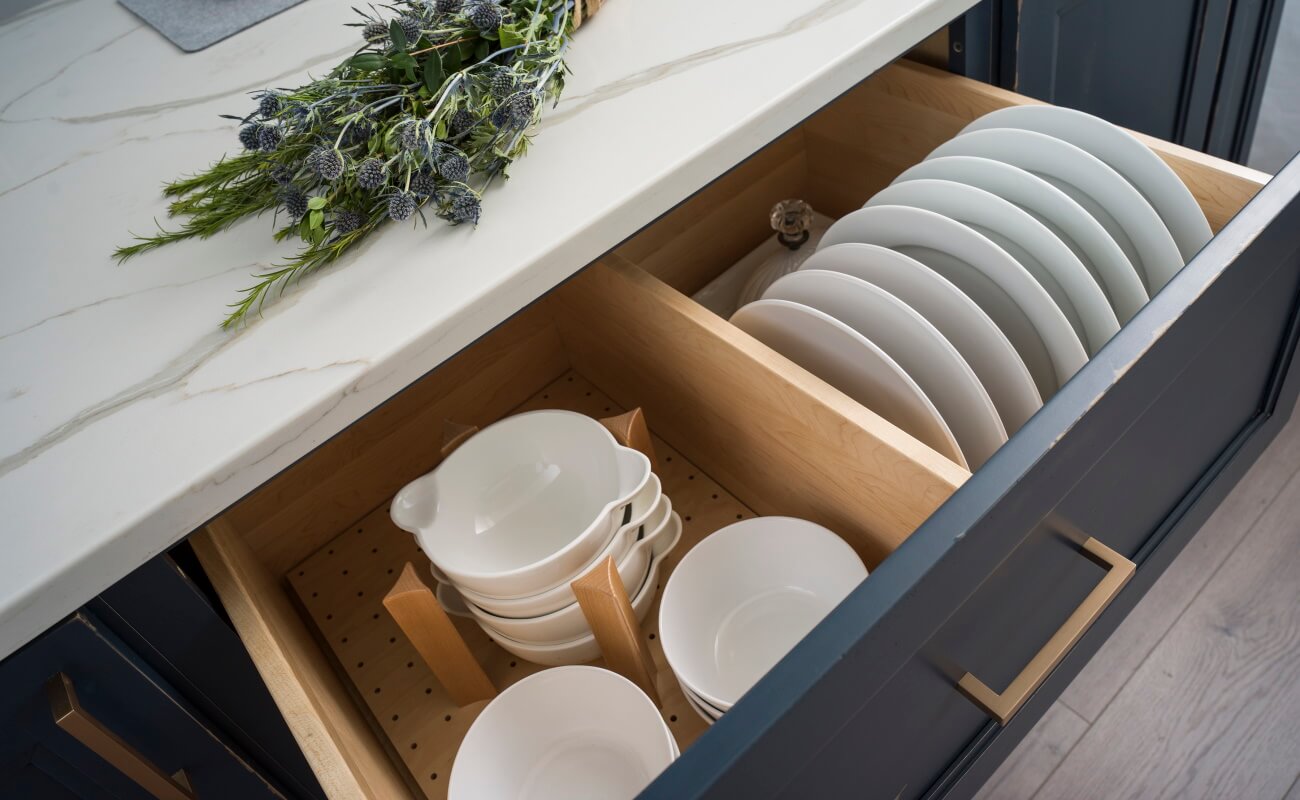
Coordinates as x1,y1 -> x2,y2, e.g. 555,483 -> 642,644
0,613 -> 285,799
189,61 -> 1296,799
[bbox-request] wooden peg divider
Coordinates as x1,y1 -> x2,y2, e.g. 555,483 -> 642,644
599,407 -> 658,472
440,420 -> 480,459
571,555 -> 661,705
383,563 -> 496,707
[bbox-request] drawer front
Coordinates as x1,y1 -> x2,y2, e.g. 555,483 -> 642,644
0,614 -> 285,799
91,551 -> 325,799
642,161 -> 1300,795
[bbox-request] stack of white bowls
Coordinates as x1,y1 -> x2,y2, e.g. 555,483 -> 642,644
451,666 -> 678,800
659,517 -> 867,723
391,410 -> 682,666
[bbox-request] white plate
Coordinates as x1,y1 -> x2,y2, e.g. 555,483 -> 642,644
892,156 -> 1148,324
866,179 -> 1120,355
450,666 -> 676,800
731,299 -> 967,466
659,517 -> 867,710
929,128 -> 1184,295
763,270 -> 1007,469
800,243 -> 1041,434
820,205 -> 1087,399
963,105 -> 1212,263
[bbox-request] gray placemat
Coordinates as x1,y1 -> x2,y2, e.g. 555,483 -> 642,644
120,0 -> 308,52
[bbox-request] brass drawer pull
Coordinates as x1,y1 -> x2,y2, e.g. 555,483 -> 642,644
47,673 -> 196,800
957,537 -> 1135,724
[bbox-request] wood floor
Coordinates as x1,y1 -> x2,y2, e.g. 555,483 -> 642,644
976,405 -> 1300,800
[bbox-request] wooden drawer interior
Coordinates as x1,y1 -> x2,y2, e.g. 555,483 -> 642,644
192,61 -> 1268,799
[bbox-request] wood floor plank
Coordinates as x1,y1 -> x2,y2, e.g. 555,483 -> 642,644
1036,463 -> 1300,800
1060,410 -> 1300,722
973,703 -> 1089,800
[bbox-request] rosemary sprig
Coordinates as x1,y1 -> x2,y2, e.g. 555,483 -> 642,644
116,0 -> 575,328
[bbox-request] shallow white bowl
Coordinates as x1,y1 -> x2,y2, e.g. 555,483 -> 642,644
677,675 -> 723,724
451,474 -> 664,617
659,517 -> 867,710
390,410 -> 652,598
480,513 -> 682,666
463,497 -> 677,642
449,666 -> 676,800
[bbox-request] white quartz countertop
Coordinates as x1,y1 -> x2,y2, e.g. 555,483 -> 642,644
0,0 -> 972,659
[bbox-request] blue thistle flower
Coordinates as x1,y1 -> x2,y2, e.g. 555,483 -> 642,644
271,165 -> 294,185
466,3 -> 502,31
437,151 -> 470,182
398,15 -> 422,45
356,158 -> 387,190
488,70 -> 515,100
388,191 -> 417,222
238,124 -> 260,150
450,108 -> 476,135
256,91 -> 281,119
448,191 -> 481,225
333,209 -> 365,234
362,20 -> 388,42
491,92 -> 535,130
281,187 -> 309,220
345,116 -> 375,145
435,0 -> 460,11
399,118 -> 430,152
410,169 -> 438,198
257,124 -> 283,151
315,149 -> 345,181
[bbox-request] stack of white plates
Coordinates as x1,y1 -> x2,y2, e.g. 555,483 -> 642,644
658,517 -> 867,723
730,106 -> 1211,469
451,666 -> 677,799
390,409 -> 682,666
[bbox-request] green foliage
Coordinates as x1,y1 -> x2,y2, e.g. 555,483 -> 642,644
115,0 -> 574,328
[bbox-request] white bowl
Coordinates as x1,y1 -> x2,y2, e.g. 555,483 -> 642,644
390,410 -> 652,598
680,680 -> 722,724
450,666 -> 676,800
659,517 -> 866,710
479,513 -> 682,666
451,474 -> 664,617
464,497 -> 677,642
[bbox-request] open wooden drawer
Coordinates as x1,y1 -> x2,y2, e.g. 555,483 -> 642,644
193,61 -> 1300,799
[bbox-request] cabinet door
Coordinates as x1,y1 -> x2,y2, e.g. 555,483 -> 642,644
91,551 -> 324,799
0,613 -> 285,799
962,0 -> 1285,160
641,148 -> 1300,797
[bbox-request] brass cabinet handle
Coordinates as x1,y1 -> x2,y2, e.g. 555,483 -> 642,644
957,537 -> 1135,724
47,673 -> 196,800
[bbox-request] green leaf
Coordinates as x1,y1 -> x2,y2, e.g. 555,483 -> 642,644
434,119 -> 448,139
390,52 -> 417,69
442,46 -> 462,73
475,40 -> 490,61
307,196 -> 327,210
347,53 -> 386,72
499,24 -> 524,48
298,215 -> 312,240
389,19 -> 407,51
423,51 -> 445,93
309,209 -> 324,229
458,40 -> 476,60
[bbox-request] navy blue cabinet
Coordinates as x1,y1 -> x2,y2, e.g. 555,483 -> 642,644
0,613 -> 284,799
90,552 -> 324,800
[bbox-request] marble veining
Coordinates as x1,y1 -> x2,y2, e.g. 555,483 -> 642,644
0,0 -> 973,658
